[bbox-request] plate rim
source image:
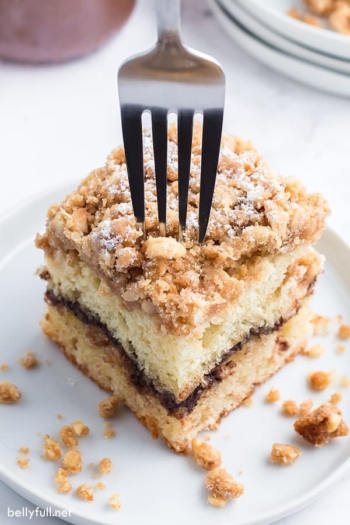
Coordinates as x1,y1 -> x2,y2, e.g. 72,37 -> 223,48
0,182 -> 350,525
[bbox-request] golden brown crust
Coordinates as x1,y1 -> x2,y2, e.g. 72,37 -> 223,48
294,402 -> 349,446
37,126 -> 329,335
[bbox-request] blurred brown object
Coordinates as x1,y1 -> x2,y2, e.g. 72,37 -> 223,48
0,0 -> 136,64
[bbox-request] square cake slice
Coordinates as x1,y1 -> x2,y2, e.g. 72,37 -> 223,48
36,127 -> 329,452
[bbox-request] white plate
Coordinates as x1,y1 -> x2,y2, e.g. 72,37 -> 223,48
0,184 -> 350,525
211,0 -> 350,97
237,0 -> 350,60
220,0 -> 350,74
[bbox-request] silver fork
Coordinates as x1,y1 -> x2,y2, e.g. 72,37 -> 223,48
118,0 -> 225,243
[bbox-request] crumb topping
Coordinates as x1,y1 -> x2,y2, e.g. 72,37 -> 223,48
19,447 -> 29,454
76,484 -> 94,501
206,468 -> 244,505
99,457 -> 112,475
329,391 -> 342,405
294,402 -> 349,446
103,429 -> 116,439
266,388 -> 280,403
0,364 -> 9,371
42,435 -> 61,461
192,438 -> 222,471
71,420 -> 90,436
299,399 -> 314,416
311,314 -> 330,335
270,443 -> 301,465
59,426 -> 78,448
98,396 -> 119,418
340,375 -> 350,387
0,381 -> 21,404
109,493 -> 121,510
282,400 -> 299,416
96,482 -> 106,490
38,126 -> 329,335
63,448 -> 82,474
337,344 -> 345,354
302,344 -> 326,358
16,456 -> 30,469
338,324 -> 350,339
308,371 -> 331,390
17,351 -> 38,369
54,468 -> 72,494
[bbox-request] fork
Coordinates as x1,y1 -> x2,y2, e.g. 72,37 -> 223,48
118,0 -> 225,243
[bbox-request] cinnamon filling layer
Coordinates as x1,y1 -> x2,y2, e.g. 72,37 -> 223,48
45,289 -> 307,418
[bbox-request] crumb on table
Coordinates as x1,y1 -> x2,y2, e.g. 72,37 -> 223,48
63,448 -> 82,474
19,447 -> 29,455
270,443 -> 301,466
76,484 -> 94,502
299,399 -> 314,416
192,438 -> 222,471
329,391 -> 342,405
109,493 -> 121,510
266,388 -> 280,403
17,351 -> 39,369
206,468 -> 244,507
338,324 -> 350,339
0,381 -> 21,404
281,400 -> 299,417
16,456 -> 30,469
42,435 -> 61,461
59,426 -> 78,448
308,371 -> 331,390
99,458 -> 112,475
0,364 -> 9,371
98,396 -> 119,418
340,375 -> 350,387
71,420 -> 90,437
303,345 -> 326,358
294,402 -> 349,446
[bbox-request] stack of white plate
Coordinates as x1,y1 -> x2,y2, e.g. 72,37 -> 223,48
210,0 -> 350,97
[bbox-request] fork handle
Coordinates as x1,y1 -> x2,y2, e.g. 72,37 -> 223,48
156,0 -> 181,42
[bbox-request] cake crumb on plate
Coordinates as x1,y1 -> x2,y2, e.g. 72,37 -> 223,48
17,351 -> 39,369
266,388 -> 280,403
16,456 -> 30,469
311,315 -> 330,336
99,458 -> 112,475
338,324 -> 350,339
294,403 -> 349,446
109,493 -> 121,510
308,371 -> 331,390
98,396 -> 119,418
42,435 -> 61,461
192,438 -> 222,471
0,381 -> 21,404
206,468 -> 244,507
299,399 -> 314,416
59,426 -> 78,448
76,484 -> 94,501
71,420 -> 90,437
63,448 -> 82,474
270,444 -> 301,466
281,400 -> 299,416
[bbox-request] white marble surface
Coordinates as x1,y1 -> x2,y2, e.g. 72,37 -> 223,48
0,0 -> 349,523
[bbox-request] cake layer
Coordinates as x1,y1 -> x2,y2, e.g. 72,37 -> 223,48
41,300 -> 312,452
41,244 -> 321,402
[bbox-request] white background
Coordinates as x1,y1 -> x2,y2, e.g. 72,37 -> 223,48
0,0 -> 350,523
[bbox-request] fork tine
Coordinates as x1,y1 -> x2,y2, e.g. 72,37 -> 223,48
151,108 -> 168,237
177,109 -> 194,240
198,108 -> 224,243
120,104 -> 145,233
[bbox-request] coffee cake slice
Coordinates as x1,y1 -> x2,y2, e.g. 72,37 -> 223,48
36,126 -> 329,451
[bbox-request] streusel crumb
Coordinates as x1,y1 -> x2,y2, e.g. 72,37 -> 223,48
16,456 -> 30,469
299,399 -> 314,416
59,426 -> 78,448
208,495 -> 228,508
294,403 -> 349,446
0,364 -> 9,371
311,314 -> 330,335
303,0 -> 334,16
340,375 -> 350,387
329,391 -> 342,405
54,468 -> 72,494
303,345 -> 326,358
103,429 -> 116,439
338,324 -> 350,339
206,468 -> 244,503
282,400 -> 299,417
93,473 -> 100,479
57,414 -> 63,419
266,388 -> 280,403
0,381 -> 21,404
109,493 -> 121,510
336,344 -> 345,354
98,396 -> 119,418
42,435 -> 61,461
58,480 -> 73,494
54,467 -> 68,485
19,447 -> 29,454
76,484 -> 94,502
96,482 -> 106,490
63,448 -> 82,474
192,438 -> 222,471
330,3 -> 350,35
270,444 -> 301,466
37,126 -> 329,337
308,371 -> 331,390
71,420 -> 90,437
18,351 -> 38,369
99,458 -> 112,475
